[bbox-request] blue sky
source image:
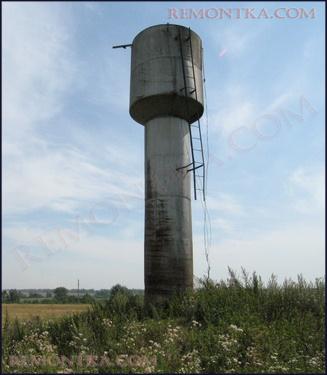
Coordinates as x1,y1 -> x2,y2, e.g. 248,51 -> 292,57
3,2 -> 325,289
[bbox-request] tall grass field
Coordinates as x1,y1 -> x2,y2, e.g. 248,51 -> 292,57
2,270 -> 325,373
2,304 -> 91,323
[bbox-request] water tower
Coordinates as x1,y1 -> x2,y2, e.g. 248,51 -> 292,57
117,24 -> 205,305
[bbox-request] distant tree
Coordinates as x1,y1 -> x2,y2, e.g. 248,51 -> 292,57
54,287 -> 68,301
29,293 -> 43,298
66,295 -> 78,303
129,289 -> 144,296
80,294 -> 95,303
95,289 -> 110,299
2,290 -> 9,302
108,285 -> 132,314
7,290 -> 21,303
46,291 -> 52,298
110,284 -> 130,298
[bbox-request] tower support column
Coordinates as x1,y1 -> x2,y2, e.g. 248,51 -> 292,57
144,116 -> 193,305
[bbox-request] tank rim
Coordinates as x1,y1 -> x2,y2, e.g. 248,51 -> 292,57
132,23 -> 201,44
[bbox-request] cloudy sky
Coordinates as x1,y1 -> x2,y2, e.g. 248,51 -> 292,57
2,2 -> 325,289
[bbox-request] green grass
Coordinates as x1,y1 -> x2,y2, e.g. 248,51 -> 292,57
2,270 -> 325,373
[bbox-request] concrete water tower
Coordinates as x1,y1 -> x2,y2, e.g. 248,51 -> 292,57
128,24 -> 204,305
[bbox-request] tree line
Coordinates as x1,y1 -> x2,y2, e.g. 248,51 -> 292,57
2,285 -> 143,304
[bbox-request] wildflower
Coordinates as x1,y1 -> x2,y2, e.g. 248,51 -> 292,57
102,318 -> 113,327
57,369 -> 73,374
229,324 -> 243,333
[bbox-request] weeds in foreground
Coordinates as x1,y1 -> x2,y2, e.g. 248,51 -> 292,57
2,270 -> 325,373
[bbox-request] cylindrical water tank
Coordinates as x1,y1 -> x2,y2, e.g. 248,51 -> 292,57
130,24 -> 204,125
129,24 -> 204,305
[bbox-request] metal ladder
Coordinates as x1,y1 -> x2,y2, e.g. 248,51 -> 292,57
177,27 -> 206,201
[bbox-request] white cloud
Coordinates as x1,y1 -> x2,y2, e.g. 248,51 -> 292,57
3,3 -> 77,138
3,145 -> 143,215
287,165 -> 325,214
194,221 -> 325,283
2,4 -> 145,290
3,3 -> 77,214
210,99 -> 256,137
208,23 -> 267,59
210,218 -> 234,233
206,192 -> 245,216
88,54 -> 130,112
83,2 -> 101,14
5,215 -> 325,288
3,224 -> 144,289
208,87 -> 300,142
2,3 -> 143,217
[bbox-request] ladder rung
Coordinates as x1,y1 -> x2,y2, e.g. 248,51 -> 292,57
187,164 -> 204,172
189,89 -> 196,94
